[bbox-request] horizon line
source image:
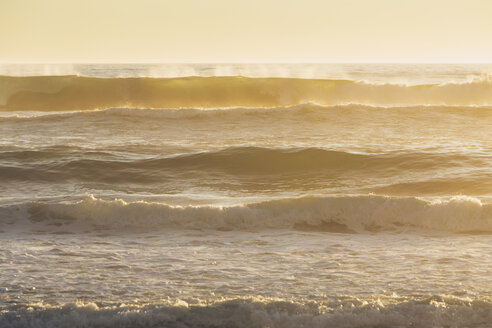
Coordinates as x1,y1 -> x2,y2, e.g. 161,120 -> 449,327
1,61 -> 492,65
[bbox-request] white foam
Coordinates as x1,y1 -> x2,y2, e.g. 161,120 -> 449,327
6,194 -> 491,233
1,296 -> 491,328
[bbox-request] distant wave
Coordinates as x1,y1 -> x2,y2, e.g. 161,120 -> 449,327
1,75 -> 492,110
1,295 -> 492,328
0,147 -> 480,183
3,103 -> 492,122
3,194 -> 492,233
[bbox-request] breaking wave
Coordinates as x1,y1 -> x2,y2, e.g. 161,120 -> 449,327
3,194 -> 492,234
1,296 -> 492,328
1,75 -> 492,110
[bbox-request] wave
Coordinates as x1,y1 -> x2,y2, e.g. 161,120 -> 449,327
3,103 -> 492,126
1,75 -> 492,110
3,194 -> 492,233
0,147 -> 479,183
1,296 -> 491,328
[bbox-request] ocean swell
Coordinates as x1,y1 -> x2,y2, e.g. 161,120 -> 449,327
2,104 -> 492,124
0,147 -> 479,183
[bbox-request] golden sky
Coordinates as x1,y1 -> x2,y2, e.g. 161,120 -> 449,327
1,0 -> 491,63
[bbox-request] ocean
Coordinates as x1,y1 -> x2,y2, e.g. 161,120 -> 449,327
1,63 -> 492,327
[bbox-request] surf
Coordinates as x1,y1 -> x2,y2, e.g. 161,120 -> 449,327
3,194 -> 491,234
2,75 -> 492,111
2,296 -> 491,328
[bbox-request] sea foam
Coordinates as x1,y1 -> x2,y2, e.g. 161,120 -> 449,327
1,296 -> 491,328
3,194 -> 490,234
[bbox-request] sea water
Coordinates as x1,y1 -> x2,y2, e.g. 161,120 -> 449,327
1,63 -> 492,327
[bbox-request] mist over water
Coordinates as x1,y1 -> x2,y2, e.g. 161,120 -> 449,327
1,64 -> 492,327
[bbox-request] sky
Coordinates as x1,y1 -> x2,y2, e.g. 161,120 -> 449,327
1,0 -> 491,63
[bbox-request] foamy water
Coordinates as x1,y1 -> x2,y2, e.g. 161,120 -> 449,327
1,63 -> 492,327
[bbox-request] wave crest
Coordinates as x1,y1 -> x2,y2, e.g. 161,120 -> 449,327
2,75 -> 492,110
0,147 -> 479,186
2,104 -> 492,123
5,195 -> 491,233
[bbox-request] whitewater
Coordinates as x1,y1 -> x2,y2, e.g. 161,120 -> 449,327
1,63 -> 492,328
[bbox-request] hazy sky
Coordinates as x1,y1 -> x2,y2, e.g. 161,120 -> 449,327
1,0 -> 491,63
